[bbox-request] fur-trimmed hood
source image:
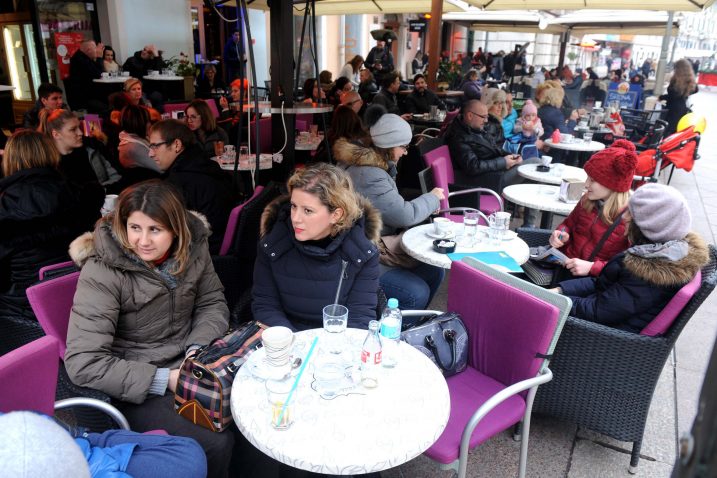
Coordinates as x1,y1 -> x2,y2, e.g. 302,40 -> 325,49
69,210 -> 211,268
332,138 -> 389,171
259,194 -> 382,245
624,232 -> 709,287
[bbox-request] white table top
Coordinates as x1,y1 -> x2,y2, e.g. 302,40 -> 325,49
143,75 -> 185,81
0,85 -> 16,91
93,77 -> 131,84
238,101 -> 333,114
401,223 -> 530,270
502,184 -> 576,216
544,139 -> 606,153
214,154 -> 273,171
517,163 -> 587,185
231,328 -> 450,475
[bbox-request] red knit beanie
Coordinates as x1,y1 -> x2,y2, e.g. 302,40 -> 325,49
583,139 -> 638,192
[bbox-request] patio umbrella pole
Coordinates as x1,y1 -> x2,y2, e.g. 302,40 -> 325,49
426,0 -> 443,89
653,11 -> 674,97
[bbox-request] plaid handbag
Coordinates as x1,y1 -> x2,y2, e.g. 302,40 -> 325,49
174,321 -> 267,432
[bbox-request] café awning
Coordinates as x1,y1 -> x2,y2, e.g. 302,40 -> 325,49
462,0 -> 714,11
242,0 -> 466,14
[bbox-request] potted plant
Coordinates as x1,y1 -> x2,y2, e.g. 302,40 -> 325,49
437,60 -> 462,90
166,52 -> 196,100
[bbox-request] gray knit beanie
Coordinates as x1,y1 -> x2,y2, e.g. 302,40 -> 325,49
0,411 -> 90,478
628,183 -> 691,243
369,113 -> 412,148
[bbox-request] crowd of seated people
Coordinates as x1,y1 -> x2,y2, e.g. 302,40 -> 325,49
2,44 -> 709,478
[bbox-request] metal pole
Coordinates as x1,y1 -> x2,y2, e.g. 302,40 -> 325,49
654,11 -> 675,97
426,0 -> 443,89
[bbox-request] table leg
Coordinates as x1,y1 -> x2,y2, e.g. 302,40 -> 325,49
539,211 -> 554,229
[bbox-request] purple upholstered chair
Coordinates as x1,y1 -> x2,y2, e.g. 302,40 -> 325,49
219,185 -> 264,256
420,149 -> 503,225
420,259 -> 570,478
26,271 -> 81,360
0,336 -> 131,429
38,261 -> 76,281
641,270 -> 701,337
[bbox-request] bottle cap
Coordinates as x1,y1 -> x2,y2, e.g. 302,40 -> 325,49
387,298 -> 399,308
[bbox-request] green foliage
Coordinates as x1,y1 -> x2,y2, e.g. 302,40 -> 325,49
437,60 -> 462,88
165,52 -> 196,77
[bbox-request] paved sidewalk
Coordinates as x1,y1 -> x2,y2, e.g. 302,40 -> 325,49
382,90 -> 717,478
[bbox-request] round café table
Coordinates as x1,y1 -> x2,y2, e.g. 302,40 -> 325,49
230,328 -> 450,475
517,163 -> 587,186
544,138 -> 605,167
93,77 -> 131,84
502,184 -> 577,229
401,223 -> 530,270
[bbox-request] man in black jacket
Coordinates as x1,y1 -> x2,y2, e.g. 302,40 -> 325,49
371,72 -> 411,119
365,39 -> 394,85
68,40 -> 104,111
148,120 -> 236,254
443,100 -> 539,225
403,74 -> 446,114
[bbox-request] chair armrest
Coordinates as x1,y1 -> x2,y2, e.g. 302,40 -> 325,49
457,368 -> 553,478
447,187 -> 504,211
55,397 -> 131,430
437,208 -> 489,224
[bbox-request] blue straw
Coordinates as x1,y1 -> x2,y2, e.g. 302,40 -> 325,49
277,335 -> 318,426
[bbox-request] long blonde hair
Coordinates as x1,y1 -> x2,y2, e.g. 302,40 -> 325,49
581,190 -> 630,224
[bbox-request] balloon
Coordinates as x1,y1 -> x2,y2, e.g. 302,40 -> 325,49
677,112 -> 706,134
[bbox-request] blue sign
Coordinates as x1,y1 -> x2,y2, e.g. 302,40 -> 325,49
605,90 -> 638,109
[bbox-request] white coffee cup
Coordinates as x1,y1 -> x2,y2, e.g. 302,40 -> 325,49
101,72 -> 109,79
540,155 -> 553,167
433,217 -> 452,236
560,133 -> 573,143
122,71 -> 130,77
102,194 -> 118,214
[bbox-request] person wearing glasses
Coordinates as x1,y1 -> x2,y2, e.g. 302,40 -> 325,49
147,119 -> 235,254
339,90 -> 364,116
403,74 -> 446,115
443,99 -> 540,225
334,105 -> 445,311
183,99 -> 228,159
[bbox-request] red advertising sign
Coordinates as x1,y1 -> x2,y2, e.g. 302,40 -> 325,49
54,32 -> 85,80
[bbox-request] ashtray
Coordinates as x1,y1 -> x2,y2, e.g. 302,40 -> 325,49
433,239 -> 456,253
536,165 -> 551,172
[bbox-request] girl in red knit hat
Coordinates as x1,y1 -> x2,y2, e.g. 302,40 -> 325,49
549,139 -> 638,278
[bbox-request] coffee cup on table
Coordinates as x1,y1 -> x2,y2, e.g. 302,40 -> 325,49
101,72 -> 109,79
261,326 -> 294,367
433,217 -> 452,237
101,194 -> 118,216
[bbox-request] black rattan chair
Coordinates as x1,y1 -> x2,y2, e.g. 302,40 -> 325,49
533,245 -> 717,473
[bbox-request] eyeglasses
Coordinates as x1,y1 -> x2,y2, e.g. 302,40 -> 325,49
344,99 -> 363,106
186,114 -> 200,121
468,111 -> 488,119
148,141 -> 169,150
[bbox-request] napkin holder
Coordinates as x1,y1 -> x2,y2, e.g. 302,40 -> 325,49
559,178 -> 585,203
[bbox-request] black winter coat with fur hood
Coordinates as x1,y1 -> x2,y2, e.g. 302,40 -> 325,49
559,232 -> 709,333
252,195 -> 382,331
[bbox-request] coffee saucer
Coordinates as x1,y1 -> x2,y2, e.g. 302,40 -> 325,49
426,229 -> 455,240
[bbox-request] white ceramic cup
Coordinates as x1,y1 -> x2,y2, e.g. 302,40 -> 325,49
540,155 -> 553,167
101,72 -> 109,79
101,194 -> 118,216
433,217 -> 452,236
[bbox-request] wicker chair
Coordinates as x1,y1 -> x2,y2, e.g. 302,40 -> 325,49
533,244 -> 717,473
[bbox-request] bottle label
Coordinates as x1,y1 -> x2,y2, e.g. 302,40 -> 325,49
361,350 -> 382,365
380,322 -> 400,340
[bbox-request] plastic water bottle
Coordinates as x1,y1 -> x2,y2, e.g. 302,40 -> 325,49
360,320 -> 382,388
380,298 -> 402,368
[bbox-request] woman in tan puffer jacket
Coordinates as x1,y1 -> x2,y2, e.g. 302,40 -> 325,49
65,180 -> 232,478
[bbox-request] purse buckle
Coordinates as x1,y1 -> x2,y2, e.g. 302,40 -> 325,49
425,335 -> 436,347
444,329 -> 456,341
192,369 -> 203,379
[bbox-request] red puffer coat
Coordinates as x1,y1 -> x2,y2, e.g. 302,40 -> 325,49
557,201 -> 629,276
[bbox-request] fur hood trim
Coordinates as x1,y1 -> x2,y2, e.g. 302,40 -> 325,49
624,232 -> 709,287
332,138 -> 389,171
260,194 -> 382,245
69,210 -> 211,267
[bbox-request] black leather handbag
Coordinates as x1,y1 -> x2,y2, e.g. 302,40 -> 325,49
400,312 -> 469,377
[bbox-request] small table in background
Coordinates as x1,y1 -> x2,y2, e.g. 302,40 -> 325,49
143,75 -> 186,101
230,328 -> 449,475
517,163 -> 587,186
544,139 -> 605,167
502,184 -> 577,229
401,223 -> 530,270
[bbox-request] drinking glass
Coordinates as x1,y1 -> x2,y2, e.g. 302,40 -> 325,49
213,140 -> 225,158
463,210 -> 480,247
583,131 -> 594,144
266,378 -> 294,430
239,144 -> 249,160
323,304 -> 348,354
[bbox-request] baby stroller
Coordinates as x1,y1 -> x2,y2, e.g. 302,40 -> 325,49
633,126 -> 701,186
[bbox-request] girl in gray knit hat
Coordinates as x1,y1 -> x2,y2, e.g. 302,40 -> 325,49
553,184 -> 709,333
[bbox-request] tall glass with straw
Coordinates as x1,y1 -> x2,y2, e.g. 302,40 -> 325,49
322,260 -> 349,354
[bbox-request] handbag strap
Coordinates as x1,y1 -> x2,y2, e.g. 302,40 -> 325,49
425,329 -> 458,372
587,208 -> 626,262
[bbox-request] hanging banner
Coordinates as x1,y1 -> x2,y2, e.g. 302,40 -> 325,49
54,32 -> 84,80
